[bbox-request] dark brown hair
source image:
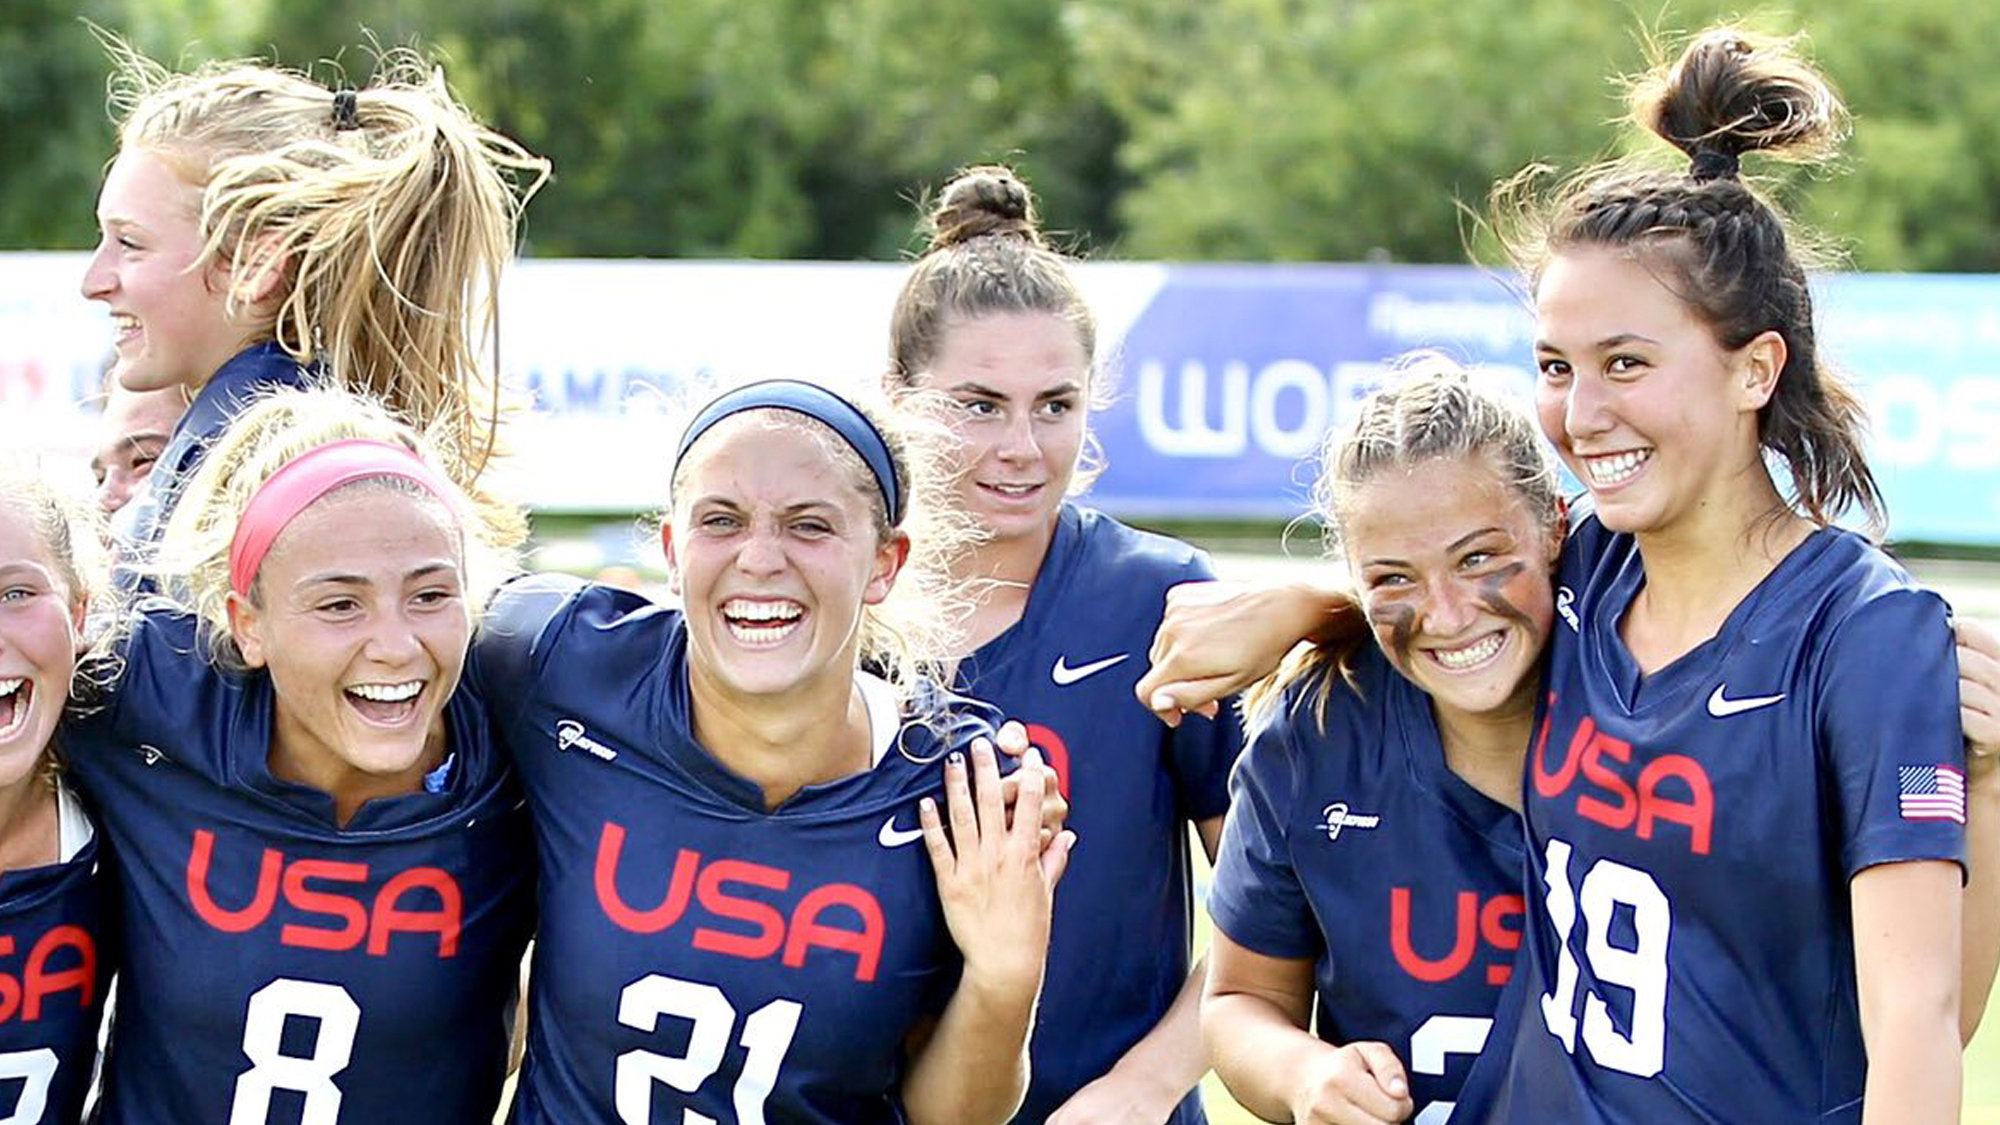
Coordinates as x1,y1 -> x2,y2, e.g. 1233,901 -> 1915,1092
1494,27 -> 1883,535
886,164 -> 1096,386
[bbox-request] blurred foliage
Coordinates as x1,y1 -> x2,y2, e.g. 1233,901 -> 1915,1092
5,0 -> 1998,269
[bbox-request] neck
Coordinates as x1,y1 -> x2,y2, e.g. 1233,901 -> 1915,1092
1432,692 -> 1536,813
688,661 -> 873,811
1624,472 -> 1814,673
268,719 -> 449,828
0,768 -> 58,873
954,514 -> 1060,654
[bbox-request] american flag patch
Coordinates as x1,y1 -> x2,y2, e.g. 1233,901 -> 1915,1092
1898,764 -> 1967,824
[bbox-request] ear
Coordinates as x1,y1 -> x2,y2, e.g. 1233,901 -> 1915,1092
863,531 -> 912,606
1735,329 -> 1787,412
1545,505 -> 1571,566
226,590 -> 269,669
68,595 -> 89,652
219,233 -> 290,309
659,522 -> 683,598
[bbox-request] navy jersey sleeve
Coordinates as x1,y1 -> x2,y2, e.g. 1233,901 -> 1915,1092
1164,550 -> 1246,824
473,572 -> 591,727
1208,698 -> 1319,960
1819,587 -> 1966,878
84,603 -> 230,753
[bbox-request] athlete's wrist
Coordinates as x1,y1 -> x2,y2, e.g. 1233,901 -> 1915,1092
952,961 -> 1043,1023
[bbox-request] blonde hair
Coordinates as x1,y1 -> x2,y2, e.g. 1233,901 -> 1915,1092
100,31 -> 550,485
665,383 -> 984,714
1242,355 -> 1562,727
0,467 -> 108,788
0,469 -> 106,619
136,386 -> 525,669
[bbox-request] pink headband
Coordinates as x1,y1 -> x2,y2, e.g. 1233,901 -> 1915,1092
228,439 -> 454,597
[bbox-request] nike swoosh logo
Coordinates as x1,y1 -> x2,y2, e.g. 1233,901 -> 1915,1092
878,815 -> 925,849
1051,653 -> 1130,686
1706,685 -> 1786,718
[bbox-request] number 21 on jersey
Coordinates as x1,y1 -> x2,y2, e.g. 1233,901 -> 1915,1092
1537,837 -> 1671,1077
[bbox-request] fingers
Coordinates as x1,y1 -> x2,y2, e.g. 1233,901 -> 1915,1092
1958,622 -> 2000,760
1040,828 -> 1076,888
995,720 -> 1030,758
1006,750 -> 1046,852
917,794 -> 953,876
1141,680 -> 1230,725
969,738 -> 1007,855
1959,617 -> 2000,663
1296,1042 -> 1413,1125
1348,1041 -> 1411,1105
944,748 -> 978,851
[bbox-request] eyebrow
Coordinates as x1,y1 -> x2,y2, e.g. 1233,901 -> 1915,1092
115,431 -> 172,455
691,496 -> 843,517
1360,527 -> 1509,570
1535,332 -> 1661,354
947,380 -> 1083,402
296,561 -> 459,588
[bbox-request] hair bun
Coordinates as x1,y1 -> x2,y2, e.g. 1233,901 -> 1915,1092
1634,27 -> 1846,174
926,165 -> 1043,252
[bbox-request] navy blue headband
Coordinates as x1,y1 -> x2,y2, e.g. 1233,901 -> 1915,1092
674,380 -> 905,525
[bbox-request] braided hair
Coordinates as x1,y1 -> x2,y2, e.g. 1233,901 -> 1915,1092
1494,27 -> 1882,535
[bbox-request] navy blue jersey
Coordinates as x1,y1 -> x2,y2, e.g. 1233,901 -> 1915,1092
0,815 -> 110,1125
477,576 -> 1004,1125
111,343 -> 311,580
953,505 -> 1240,1125
1211,645 -> 1523,1124
1464,513 -> 1965,1123
64,607 -> 535,1125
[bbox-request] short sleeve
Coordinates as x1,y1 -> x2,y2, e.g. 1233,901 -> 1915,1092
1207,712 -> 1320,960
97,605 -> 231,746
472,573 -> 588,727
1162,550 -> 1247,823
1819,587 -> 1966,878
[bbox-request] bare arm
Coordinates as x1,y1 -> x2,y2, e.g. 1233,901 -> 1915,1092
1852,860 -> 1962,1125
1043,817 -> 1227,1125
1203,930 -> 1412,1124
903,740 -> 1074,1125
1957,617 -> 2000,1042
1136,580 -> 1363,726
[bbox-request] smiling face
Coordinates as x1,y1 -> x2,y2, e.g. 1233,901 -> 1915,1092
1340,454 -> 1560,721
664,413 -> 907,706
919,311 -> 1090,547
0,502 -> 85,792
228,486 -> 469,789
81,149 -> 259,396
1533,247 -> 1778,539
91,382 -> 186,515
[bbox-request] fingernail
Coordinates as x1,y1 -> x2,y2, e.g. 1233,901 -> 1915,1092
1150,692 -> 1172,710
949,751 -> 964,767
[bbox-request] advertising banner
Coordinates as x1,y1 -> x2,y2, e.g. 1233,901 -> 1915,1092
4,256 -> 1994,543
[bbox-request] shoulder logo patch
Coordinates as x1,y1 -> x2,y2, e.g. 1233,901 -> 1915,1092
555,719 -> 619,761
1705,685 -> 1785,718
1319,801 -> 1381,842
1051,653 -> 1130,686
1556,586 -> 1580,633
